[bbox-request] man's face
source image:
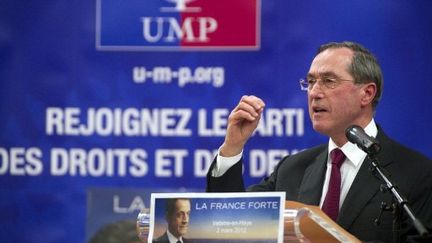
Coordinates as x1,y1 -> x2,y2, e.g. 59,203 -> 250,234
307,47 -> 367,141
167,199 -> 190,238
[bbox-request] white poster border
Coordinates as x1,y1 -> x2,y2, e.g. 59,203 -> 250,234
148,191 -> 286,243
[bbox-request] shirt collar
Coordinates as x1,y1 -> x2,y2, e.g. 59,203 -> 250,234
167,229 -> 183,243
328,119 -> 378,167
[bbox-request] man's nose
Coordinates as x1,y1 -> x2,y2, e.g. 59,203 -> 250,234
182,215 -> 189,222
308,81 -> 325,98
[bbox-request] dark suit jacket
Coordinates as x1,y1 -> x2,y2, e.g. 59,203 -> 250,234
206,129 -> 432,242
153,231 -> 191,243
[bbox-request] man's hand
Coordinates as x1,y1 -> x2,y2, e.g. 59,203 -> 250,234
220,95 -> 265,157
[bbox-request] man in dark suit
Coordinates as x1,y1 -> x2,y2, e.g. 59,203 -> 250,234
206,41 -> 432,242
153,198 -> 191,243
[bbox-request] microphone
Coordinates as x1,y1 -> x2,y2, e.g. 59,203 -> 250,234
345,125 -> 381,155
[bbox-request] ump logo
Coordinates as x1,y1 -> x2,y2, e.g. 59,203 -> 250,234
96,0 -> 260,51
141,0 -> 215,44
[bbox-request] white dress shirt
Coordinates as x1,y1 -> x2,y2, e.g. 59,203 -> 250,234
212,119 -> 378,209
319,119 -> 378,208
167,229 -> 184,243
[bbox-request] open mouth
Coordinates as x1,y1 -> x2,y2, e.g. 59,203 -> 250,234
313,107 -> 327,113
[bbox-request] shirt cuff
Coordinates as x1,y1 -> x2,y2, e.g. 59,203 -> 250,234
212,149 -> 243,177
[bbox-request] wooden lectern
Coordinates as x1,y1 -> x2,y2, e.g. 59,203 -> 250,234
284,201 -> 360,242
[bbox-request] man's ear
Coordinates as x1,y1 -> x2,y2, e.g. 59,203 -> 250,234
360,82 -> 377,107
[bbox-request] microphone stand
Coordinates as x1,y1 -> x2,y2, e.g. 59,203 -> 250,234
368,153 -> 429,242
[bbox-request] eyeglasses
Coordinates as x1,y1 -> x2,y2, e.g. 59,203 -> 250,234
299,76 -> 354,91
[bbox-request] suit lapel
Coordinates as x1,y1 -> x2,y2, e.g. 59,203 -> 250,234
338,156 -> 381,228
297,149 -> 328,205
338,130 -> 394,229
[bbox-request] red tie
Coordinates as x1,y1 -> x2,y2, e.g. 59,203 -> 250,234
322,148 -> 346,221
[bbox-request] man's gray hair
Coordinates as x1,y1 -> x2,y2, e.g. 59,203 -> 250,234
317,41 -> 384,109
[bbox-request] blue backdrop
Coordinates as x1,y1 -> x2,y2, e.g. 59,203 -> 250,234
1,0 -> 431,242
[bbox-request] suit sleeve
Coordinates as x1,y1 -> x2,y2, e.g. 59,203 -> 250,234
206,155 -> 288,192
403,162 -> 432,236
206,157 -> 245,192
